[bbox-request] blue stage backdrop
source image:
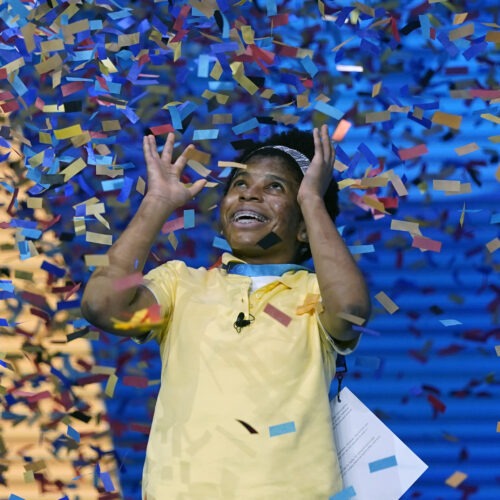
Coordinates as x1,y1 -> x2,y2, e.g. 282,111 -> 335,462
1,1 -> 499,499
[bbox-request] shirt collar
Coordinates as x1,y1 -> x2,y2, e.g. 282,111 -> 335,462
220,253 -> 311,278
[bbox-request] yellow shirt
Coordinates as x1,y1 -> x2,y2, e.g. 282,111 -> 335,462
140,254 -> 349,500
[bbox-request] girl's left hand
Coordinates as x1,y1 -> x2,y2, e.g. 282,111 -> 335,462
297,124 -> 334,205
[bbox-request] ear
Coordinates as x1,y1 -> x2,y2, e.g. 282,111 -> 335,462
296,220 -> 308,243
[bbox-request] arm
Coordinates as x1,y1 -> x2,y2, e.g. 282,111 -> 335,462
297,125 -> 371,344
81,133 -> 207,337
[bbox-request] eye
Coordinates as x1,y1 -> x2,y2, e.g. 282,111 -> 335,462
231,179 -> 246,189
267,182 -> 284,191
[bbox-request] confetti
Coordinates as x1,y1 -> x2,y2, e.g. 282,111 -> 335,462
368,455 -> 398,473
269,421 -> 296,437
445,471 -> 467,488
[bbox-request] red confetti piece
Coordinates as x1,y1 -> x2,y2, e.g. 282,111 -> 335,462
263,303 -> 291,327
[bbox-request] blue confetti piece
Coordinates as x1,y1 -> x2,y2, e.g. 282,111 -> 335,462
198,54 -> 210,77
314,101 -> 344,120
439,319 -> 462,327
0,318 -> 8,326
100,471 -> 115,492
490,213 -> 500,224
266,0 -> 277,16
348,245 -> 375,255
212,236 -> 232,252
301,55 -> 318,77
329,485 -> 356,500
0,280 -> 15,293
269,421 -> 296,437
369,454 -> 398,473
9,494 -> 25,500
101,178 -> 124,192
41,261 -> 66,278
67,425 -> 80,442
232,118 -> 260,135
169,106 -> 183,130
193,129 -> 219,140
183,209 -> 195,229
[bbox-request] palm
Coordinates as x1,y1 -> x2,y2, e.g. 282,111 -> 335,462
297,125 -> 334,203
143,133 -> 206,209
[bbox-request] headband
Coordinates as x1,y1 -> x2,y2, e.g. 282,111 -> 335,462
249,145 -> 310,174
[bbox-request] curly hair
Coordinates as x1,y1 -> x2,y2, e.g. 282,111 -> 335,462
223,129 -> 339,263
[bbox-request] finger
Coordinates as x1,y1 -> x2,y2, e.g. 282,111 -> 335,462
320,124 -> 331,162
143,135 -> 158,164
172,143 -> 194,174
312,127 -> 323,163
187,178 -> 207,199
160,132 -> 175,162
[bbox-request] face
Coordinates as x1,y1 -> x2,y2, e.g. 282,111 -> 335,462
220,156 -> 307,264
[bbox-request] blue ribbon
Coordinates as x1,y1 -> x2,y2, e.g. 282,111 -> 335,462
224,262 -> 310,277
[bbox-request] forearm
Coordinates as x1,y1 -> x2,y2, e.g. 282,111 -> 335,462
81,195 -> 176,321
301,196 -> 371,342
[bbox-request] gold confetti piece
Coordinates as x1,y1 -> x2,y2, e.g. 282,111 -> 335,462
210,59 -> 223,80
481,113 -> 500,125
432,110 -> 462,129
54,124 -> 84,140
485,31 -> 500,43
230,61 -> 259,95
24,459 -> 47,472
433,179 -> 461,192
361,195 -> 388,214
453,13 -> 468,24
168,232 -> 178,250
27,197 -> 43,209
459,203 -> 466,227
488,135 -> 500,143
360,177 -> 389,188
375,291 -> 399,314
486,237 -> 500,253
336,312 -> 366,326
455,142 -> 479,156
185,147 -> 211,165
84,254 -> 110,267
218,161 -> 247,169
497,422 -> 500,432
372,81 -> 382,97
365,110 -> 391,123
86,231 -> 113,245
333,160 -> 349,172
41,38 -> 65,52
24,470 -> 35,483
92,365 -> 116,375
390,219 -> 421,234
212,114 -> 232,124
102,120 -> 121,132
386,171 -> 408,196
34,53 -> 63,75
241,25 -> 255,44
296,293 -> 322,315
136,176 -> 146,195
61,157 -> 86,181
494,345 -> 500,356
105,373 -> 118,398
188,159 -> 211,177
296,91 -> 310,109
449,23 -> 474,40
445,471 -> 467,488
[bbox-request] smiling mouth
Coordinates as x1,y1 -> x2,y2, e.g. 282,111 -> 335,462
231,210 -> 269,224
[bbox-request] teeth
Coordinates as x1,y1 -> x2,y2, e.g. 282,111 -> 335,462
233,210 -> 267,223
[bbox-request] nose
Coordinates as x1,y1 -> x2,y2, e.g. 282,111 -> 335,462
239,183 -> 262,201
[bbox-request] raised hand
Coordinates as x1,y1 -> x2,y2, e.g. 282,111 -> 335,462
297,124 -> 334,205
142,133 -> 207,210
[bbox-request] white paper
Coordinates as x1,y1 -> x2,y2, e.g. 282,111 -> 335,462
331,387 -> 428,500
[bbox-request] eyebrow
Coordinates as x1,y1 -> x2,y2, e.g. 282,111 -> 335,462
231,171 -> 293,185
